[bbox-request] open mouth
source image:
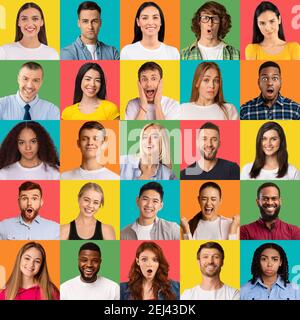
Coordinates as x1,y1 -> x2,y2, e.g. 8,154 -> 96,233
145,89 -> 155,99
266,88 -> 274,94
146,269 -> 153,275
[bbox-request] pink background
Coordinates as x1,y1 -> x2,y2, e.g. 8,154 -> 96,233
60,60 -> 120,112
120,240 -> 180,282
180,120 -> 240,170
240,0 -> 300,59
0,180 -> 60,222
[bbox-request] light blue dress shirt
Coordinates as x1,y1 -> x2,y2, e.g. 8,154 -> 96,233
241,276 -> 300,300
0,91 -> 60,120
0,215 -> 60,240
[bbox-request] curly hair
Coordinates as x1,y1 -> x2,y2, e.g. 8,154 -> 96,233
0,121 -> 59,169
250,243 -> 289,286
191,1 -> 232,40
128,242 -> 176,300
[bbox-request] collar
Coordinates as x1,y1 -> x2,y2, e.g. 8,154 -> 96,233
76,36 -> 101,48
132,217 -> 159,232
18,214 -> 41,226
16,90 -> 39,107
258,93 -> 284,107
253,276 -> 286,290
257,218 -> 280,229
188,40 -> 228,51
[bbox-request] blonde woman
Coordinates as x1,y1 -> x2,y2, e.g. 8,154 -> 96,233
60,182 -> 116,240
0,242 -> 59,300
180,62 -> 238,120
120,122 -> 177,180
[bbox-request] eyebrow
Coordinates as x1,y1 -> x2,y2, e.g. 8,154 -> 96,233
261,254 -> 280,258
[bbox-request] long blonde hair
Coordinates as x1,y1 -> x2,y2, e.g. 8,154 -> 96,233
190,62 -> 229,119
139,123 -> 172,169
4,242 -> 59,300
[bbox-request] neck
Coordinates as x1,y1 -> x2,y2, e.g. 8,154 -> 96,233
263,156 -> 278,169
19,158 -> 41,168
196,97 -> 215,106
19,92 -> 35,104
22,275 -> 36,289
198,37 -> 220,47
77,214 -> 96,224
138,216 -> 155,226
81,158 -> 103,171
80,35 -> 97,45
140,36 -> 160,49
263,219 -> 276,229
261,35 -> 283,46
200,275 -> 223,290
261,274 -> 277,288
19,37 -> 41,48
80,96 -> 100,106
198,158 -> 218,171
202,214 -> 219,222
263,94 -> 278,107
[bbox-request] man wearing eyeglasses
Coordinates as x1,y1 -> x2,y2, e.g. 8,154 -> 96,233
181,1 -> 239,60
240,182 -> 300,240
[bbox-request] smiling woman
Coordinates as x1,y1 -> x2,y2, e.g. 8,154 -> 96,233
0,2 -> 59,60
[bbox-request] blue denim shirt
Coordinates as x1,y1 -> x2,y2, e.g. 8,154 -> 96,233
120,280 -> 180,300
60,36 -> 120,60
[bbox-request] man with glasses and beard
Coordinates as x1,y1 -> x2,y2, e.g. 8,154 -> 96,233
0,181 -> 59,240
180,122 -> 240,180
240,182 -> 300,240
60,242 -> 119,300
181,241 -> 239,300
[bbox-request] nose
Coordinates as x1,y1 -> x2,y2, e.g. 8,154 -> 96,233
25,142 -> 32,150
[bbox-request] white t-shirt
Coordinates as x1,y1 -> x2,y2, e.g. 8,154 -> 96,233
86,44 -> 97,59
61,166 -> 120,180
241,163 -> 300,180
198,42 -> 225,60
125,96 -> 180,120
136,223 -> 154,240
0,162 -> 60,180
181,284 -> 240,300
60,275 -> 120,300
120,41 -> 180,60
0,42 -> 59,60
180,102 -> 238,120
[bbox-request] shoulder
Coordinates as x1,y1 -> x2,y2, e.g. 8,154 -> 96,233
120,282 -> 130,290
286,42 -> 300,49
61,168 -> 78,180
245,43 -> 258,51
218,158 -> 239,168
162,43 -> 180,58
61,276 -> 78,288
60,42 -> 77,59
126,97 -> 139,106
100,276 -> 119,288
60,223 -> 70,239
101,223 -> 115,239
39,216 -> 59,226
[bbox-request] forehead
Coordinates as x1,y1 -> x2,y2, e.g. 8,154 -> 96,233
79,128 -> 102,138
259,186 -> 279,197
259,66 -> 280,77
23,247 -> 42,259
83,69 -> 100,78
261,248 -> 281,258
79,9 -> 100,20
257,10 -> 278,20
202,67 -> 219,78
199,128 -> 219,139
139,249 -> 157,259
140,6 -> 160,16
140,69 -> 161,78
262,129 -> 279,138
199,248 -> 221,257
80,188 -> 102,199
19,67 -> 43,78
79,249 -> 100,259
200,10 -> 218,16
18,128 -> 37,139
143,125 -> 160,135
140,189 -> 161,200
19,7 -> 41,17
20,189 -> 41,197
200,186 -> 220,197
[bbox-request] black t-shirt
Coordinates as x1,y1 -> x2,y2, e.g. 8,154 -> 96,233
180,158 -> 240,180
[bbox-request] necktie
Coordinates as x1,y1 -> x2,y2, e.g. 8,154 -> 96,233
23,104 -> 31,120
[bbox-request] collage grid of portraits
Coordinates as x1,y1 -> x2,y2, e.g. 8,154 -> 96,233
0,0 -> 300,303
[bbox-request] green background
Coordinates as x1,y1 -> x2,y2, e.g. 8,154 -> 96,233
180,0 -> 240,50
120,120 -> 180,178
240,181 -> 300,226
60,240 -> 120,284
0,61 -> 60,108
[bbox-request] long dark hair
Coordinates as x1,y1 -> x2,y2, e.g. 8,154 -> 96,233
250,243 -> 289,286
73,63 -> 106,104
15,2 -> 48,45
0,121 -> 59,169
250,121 -> 288,178
252,1 -> 285,43
132,2 -> 165,43
128,242 -> 176,300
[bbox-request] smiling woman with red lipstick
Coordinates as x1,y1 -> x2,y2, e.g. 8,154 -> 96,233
120,242 -> 179,300
0,2 -> 59,60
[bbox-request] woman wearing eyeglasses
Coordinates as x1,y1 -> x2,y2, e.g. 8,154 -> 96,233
181,1 -> 239,60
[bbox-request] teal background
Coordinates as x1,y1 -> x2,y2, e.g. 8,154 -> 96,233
180,60 -> 240,110
60,0 -> 120,51
180,0 -> 240,50
240,181 -> 300,226
0,120 -> 60,157
240,240 -> 300,286
60,240 -> 120,283
0,61 -> 60,108
120,180 -> 180,229
120,120 -> 180,178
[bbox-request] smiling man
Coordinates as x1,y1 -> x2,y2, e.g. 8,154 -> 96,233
181,242 -> 240,300
120,182 -> 180,240
0,181 -> 59,240
61,121 -> 119,180
0,61 -> 59,120
240,182 -> 300,240
125,61 -> 180,120
61,1 -> 119,60
240,61 -> 300,119
60,242 -> 120,300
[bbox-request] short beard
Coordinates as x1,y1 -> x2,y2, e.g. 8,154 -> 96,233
259,205 -> 280,222
79,267 -> 99,283
200,150 -> 217,161
21,209 -> 39,222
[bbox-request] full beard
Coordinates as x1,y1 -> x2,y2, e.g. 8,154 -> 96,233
259,205 -> 280,222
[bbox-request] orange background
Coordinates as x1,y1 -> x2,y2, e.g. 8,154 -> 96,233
0,241 -> 60,289
120,0 -> 180,49
60,120 -> 120,174
240,61 -> 300,106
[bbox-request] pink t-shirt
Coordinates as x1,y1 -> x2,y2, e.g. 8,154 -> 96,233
0,285 -> 60,300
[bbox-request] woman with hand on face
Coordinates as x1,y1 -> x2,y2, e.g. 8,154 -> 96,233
121,122 -> 177,180
180,62 -> 238,120
241,121 -> 300,180
0,121 -> 60,180
60,182 -> 116,240
0,2 -> 59,60
245,1 -> 300,60
120,2 -> 179,60
0,242 -> 59,300
62,62 -> 119,120
120,242 -> 179,300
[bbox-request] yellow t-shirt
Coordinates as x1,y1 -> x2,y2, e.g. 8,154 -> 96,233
245,42 -> 300,60
62,100 -> 119,120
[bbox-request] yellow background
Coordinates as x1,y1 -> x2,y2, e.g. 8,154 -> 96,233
240,120 -> 300,169
180,240 -> 240,294
0,0 -> 60,52
60,180 -> 120,239
120,60 -> 180,119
